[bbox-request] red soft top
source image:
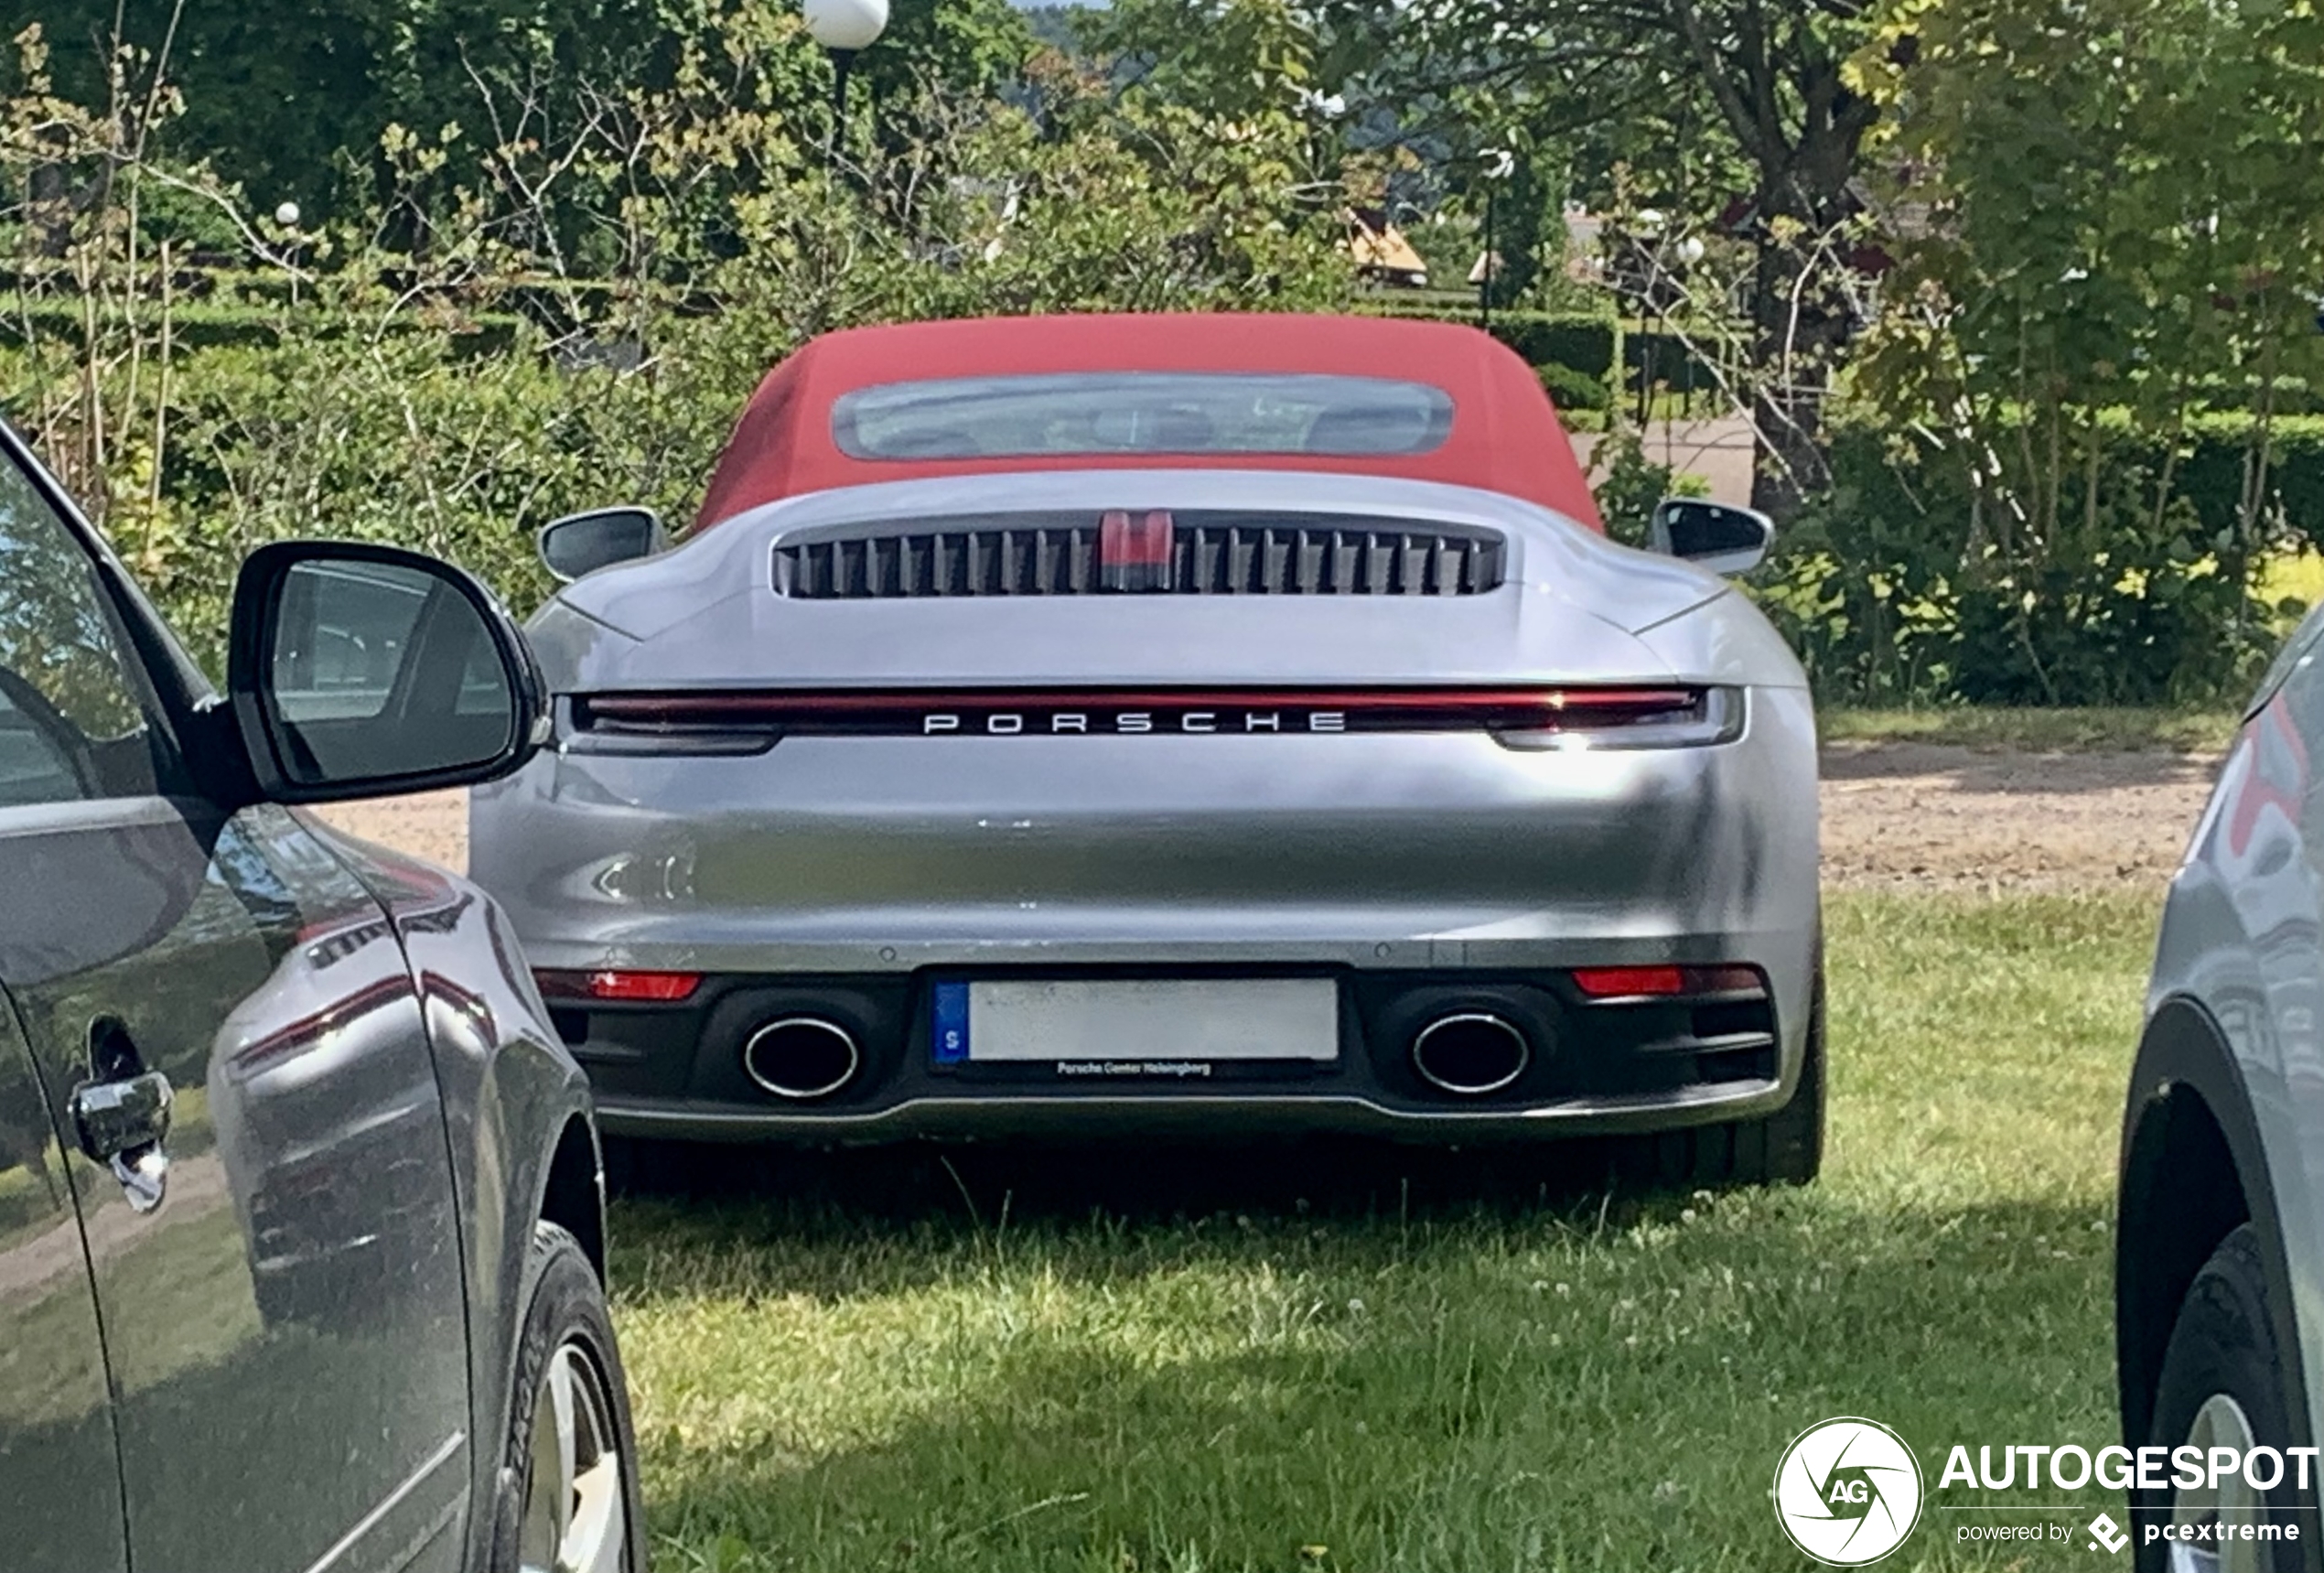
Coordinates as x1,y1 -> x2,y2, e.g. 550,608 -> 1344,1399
694,312 -> 1604,531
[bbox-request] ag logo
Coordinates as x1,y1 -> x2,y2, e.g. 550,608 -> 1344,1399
1772,1417 -> 1924,1566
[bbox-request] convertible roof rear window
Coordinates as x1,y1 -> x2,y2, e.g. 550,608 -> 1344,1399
830,372 -> 1457,460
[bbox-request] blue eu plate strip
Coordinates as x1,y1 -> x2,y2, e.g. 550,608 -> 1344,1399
931,981 -> 971,1063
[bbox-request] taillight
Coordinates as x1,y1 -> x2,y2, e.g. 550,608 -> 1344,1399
1571,964 -> 1765,1000
1571,965 -> 1685,998
534,969 -> 702,1003
1490,686 -> 1744,751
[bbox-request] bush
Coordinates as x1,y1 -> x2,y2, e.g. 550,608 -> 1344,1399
1535,361 -> 1609,412
1757,414 -> 2324,706
2,329 -> 723,671
1585,425 -> 1708,546
4,49 -> 1358,673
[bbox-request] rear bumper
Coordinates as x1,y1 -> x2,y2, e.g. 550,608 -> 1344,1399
596,1081 -> 1783,1143
475,687 -> 1818,1143
546,951 -> 1812,1145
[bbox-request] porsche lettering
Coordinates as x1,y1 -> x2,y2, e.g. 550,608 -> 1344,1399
919,710 -> 1349,735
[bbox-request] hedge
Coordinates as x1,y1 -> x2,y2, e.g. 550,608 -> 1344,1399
1758,412 -> 2324,706
2172,410 -> 2324,547
19,284 -> 1722,401
1354,299 -> 1616,374
2,295 -> 529,354
1352,296 -> 1725,411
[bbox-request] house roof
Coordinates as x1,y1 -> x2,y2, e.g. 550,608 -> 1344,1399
1348,211 -> 1429,280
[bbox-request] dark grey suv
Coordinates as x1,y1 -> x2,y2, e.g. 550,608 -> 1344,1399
0,420 -> 644,1573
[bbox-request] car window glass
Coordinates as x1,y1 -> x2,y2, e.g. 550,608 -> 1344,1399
0,684 -> 89,806
0,455 -> 167,805
832,372 -> 1458,459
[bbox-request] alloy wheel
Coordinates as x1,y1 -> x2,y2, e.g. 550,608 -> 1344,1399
2169,1392 -> 2264,1573
518,1340 -> 629,1573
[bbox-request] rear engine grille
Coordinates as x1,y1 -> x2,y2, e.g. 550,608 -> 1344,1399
772,512 -> 1507,600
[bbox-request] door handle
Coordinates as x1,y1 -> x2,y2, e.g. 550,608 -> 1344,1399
70,1070 -> 173,1213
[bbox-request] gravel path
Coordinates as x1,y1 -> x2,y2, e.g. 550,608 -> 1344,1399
311,741 -> 2227,896
1818,741 -> 2219,892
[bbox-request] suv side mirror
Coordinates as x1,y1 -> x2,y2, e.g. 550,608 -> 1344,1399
1649,498 -> 1774,575
226,542 -> 547,803
538,506 -> 664,583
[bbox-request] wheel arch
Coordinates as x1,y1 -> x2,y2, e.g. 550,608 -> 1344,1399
2117,996 -> 2308,1464
537,1112 -> 607,1281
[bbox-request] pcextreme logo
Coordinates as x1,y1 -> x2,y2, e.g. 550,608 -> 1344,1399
1773,1417 -> 1926,1566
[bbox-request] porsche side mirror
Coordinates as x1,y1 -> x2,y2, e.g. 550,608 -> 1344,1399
226,542 -> 548,803
1649,498 -> 1773,576
538,506 -> 665,583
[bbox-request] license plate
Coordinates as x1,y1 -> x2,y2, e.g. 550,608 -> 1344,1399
931,978 -> 1338,1064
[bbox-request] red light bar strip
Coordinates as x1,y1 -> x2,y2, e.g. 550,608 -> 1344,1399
585,687 -> 1701,721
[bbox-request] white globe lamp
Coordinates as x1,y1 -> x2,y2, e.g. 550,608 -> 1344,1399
803,0 -> 888,156
804,0 -> 888,50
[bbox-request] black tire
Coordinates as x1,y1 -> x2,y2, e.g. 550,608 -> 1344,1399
488,1221 -> 649,1573
2132,1224 -> 2305,1572
1602,957 -> 1825,1191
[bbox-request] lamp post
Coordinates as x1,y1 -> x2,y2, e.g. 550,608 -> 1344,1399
1477,147 -> 1515,333
274,201 -> 303,308
802,0 -> 889,158
1297,88 -> 1346,198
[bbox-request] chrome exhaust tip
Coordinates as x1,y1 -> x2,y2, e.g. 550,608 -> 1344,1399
1411,1013 -> 1530,1095
742,1017 -> 860,1100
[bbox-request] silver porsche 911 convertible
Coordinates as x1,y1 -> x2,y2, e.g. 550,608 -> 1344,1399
469,313 -> 1824,1185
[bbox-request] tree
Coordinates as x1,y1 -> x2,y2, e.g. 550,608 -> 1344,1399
5,0 -> 1034,222
1075,0 -> 1319,122
1840,0 -> 2324,699
1324,0 -> 1881,516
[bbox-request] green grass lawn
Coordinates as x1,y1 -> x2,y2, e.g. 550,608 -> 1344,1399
610,891 -> 2157,1571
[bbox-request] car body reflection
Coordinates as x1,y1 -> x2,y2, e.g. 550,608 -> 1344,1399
209,889 -> 451,1329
